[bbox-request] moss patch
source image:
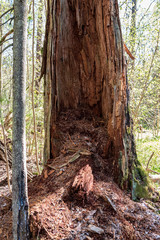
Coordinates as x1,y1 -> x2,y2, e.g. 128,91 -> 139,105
132,164 -> 152,201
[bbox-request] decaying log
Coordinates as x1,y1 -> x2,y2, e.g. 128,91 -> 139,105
71,164 -> 93,202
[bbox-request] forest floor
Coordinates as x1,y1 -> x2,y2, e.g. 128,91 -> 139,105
0,109 -> 160,240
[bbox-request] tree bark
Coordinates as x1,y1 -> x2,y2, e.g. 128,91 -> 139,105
12,0 -> 29,239
42,0 -> 141,191
0,13 -> 2,115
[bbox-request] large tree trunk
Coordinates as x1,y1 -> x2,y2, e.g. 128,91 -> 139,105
41,0 -> 144,193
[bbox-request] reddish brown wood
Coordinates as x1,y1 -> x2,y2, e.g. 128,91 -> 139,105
42,0 -> 136,188
71,164 -> 93,202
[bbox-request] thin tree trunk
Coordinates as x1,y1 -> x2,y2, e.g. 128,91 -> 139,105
133,30 -> 160,122
12,0 -> 29,239
130,0 -> 137,55
35,0 -> 43,90
32,0 -> 40,174
157,98 -> 159,136
129,0 -> 137,89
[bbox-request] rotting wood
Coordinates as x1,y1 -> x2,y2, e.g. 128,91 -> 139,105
71,164 -> 93,202
42,0 -> 143,195
47,149 -> 91,170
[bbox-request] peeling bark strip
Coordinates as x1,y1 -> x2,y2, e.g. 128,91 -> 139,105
12,0 -> 29,239
42,0 -> 136,187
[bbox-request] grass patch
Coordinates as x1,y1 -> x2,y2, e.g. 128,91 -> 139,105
136,135 -> 160,174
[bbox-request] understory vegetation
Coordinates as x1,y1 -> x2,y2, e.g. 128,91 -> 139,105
136,134 -> 160,190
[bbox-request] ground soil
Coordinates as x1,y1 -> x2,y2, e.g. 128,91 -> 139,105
0,109 -> 160,240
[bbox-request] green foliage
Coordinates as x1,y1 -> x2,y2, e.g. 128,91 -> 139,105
136,135 -> 160,173
118,0 -> 160,194
0,0 -> 45,168
119,0 -> 160,131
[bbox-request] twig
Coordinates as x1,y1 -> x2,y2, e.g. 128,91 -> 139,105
146,152 -> 154,170
0,17 -> 14,28
68,133 -> 75,145
147,168 -> 160,175
0,29 -> 13,45
0,43 -> 13,55
0,37 -> 13,46
134,30 -> 160,121
0,7 -> 14,19
124,43 -> 135,60
137,0 -> 155,28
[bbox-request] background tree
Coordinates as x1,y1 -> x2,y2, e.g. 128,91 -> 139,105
119,0 -> 160,177
12,0 -> 29,239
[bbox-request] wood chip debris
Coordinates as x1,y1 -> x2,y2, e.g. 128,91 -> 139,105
87,224 -> 104,234
99,194 -> 117,212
